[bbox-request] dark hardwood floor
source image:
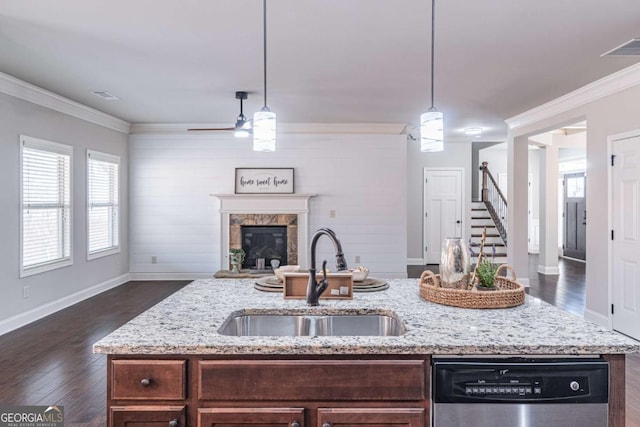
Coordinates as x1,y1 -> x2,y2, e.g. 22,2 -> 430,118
0,266 -> 638,426
0,280 -> 190,426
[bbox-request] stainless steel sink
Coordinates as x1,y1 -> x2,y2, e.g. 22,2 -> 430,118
218,313 -> 406,337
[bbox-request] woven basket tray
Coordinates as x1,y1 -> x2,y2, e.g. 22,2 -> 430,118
419,264 -> 525,309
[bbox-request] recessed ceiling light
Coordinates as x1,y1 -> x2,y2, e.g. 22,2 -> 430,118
464,127 -> 483,136
90,90 -> 120,101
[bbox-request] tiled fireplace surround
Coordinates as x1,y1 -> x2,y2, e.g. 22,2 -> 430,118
214,194 -> 315,270
229,214 -> 298,266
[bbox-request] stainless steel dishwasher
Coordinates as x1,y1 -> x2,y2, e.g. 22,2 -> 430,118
432,358 -> 609,427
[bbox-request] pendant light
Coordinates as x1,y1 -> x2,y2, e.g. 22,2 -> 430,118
420,0 -> 444,152
253,0 -> 276,152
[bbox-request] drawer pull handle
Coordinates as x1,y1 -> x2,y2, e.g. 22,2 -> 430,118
291,422 -> 300,427
169,419 -> 179,427
323,423 -> 332,427
140,378 -> 152,387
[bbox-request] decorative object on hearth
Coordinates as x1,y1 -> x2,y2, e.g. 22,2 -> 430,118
229,248 -> 245,274
439,237 -> 470,289
270,259 -> 280,270
420,0 -> 444,152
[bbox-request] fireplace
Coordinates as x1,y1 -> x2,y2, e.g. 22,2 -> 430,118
241,225 -> 288,269
214,193 -> 316,270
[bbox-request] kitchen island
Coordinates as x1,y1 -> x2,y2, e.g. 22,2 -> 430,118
94,278 -> 639,427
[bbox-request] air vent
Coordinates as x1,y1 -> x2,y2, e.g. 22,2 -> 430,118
90,90 -> 120,100
602,38 -> 640,56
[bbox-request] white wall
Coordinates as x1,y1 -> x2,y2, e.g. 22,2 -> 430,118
508,83 -> 640,321
129,133 -> 407,278
0,92 -> 129,331
406,138 -> 472,261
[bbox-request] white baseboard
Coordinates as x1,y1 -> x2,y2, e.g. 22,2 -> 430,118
584,308 -> 611,329
129,272 -> 212,281
537,265 -> 560,275
0,273 -> 130,336
407,258 -> 425,265
517,277 -> 530,287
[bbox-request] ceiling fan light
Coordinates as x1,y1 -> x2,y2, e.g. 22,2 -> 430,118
234,129 -> 251,138
420,110 -> 444,152
253,109 -> 276,152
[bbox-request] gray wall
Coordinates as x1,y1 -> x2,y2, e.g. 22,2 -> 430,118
0,92 -> 129,327
508,83 -> 640,322
406,138 -> 472,261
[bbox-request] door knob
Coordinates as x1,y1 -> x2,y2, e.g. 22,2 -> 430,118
140,378 -> 151,387
169,420 -> 179,427
291,422 -> 300,427
456,220 -> 461,224
323,423 -> 332,427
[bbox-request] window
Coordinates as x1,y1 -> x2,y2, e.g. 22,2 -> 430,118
20,136 -> 73,277
87,150 -> 120,259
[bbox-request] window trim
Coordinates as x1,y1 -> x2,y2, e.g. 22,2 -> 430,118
19,135 -> 74,278
86,149 -> 121,260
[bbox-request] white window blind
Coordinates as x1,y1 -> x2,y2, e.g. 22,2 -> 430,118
20,136 -> 73,276
87,150 -> 120,258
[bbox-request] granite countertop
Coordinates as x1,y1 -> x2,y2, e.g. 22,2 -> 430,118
93,278 -> 640,356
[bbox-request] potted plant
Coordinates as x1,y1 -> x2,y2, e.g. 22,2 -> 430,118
229,248 -> 245,273
474,257 -> 498,290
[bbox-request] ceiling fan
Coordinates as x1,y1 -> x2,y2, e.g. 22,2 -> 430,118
188,91 -> 253,137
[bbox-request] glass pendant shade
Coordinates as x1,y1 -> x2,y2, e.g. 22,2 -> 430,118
420,109 -> 444,152
253,109 -> 276,152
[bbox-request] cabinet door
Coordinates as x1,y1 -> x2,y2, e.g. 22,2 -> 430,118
198,408 -> 305,427
110,405 -> 185,427
317,408 -> 424,427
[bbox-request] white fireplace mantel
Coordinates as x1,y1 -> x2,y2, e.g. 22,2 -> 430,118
212,193 -> 317,269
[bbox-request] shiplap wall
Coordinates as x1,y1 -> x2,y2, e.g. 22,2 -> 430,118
129,133 -> 407,278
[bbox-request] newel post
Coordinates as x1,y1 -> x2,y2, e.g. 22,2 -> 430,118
480,161 -> 488,202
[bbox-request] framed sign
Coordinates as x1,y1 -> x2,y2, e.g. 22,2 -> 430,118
235,168 -> 295,194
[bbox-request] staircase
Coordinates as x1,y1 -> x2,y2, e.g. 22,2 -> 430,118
469,201 -> 507,265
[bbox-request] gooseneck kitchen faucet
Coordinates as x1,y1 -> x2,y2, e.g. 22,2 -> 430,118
306,227 -> 348,306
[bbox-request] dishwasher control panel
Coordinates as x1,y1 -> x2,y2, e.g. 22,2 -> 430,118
433,358 -> 609,404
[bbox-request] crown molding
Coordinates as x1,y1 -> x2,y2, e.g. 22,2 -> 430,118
505,62 -> 640,131
130,122 -> 406,135
0,72 -> 130,134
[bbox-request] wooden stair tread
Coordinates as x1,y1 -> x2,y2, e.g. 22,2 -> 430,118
471,233 -> 500,237
471,217 -> 492,220
471,225 -> 496,228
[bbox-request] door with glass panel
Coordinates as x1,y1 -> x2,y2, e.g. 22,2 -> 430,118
563,172 -> 586,260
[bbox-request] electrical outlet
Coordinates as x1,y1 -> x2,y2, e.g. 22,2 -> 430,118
330,210 -> 336,218
23,286 -> 29,299
355,255 -> 361,263
151,256 -> 157,264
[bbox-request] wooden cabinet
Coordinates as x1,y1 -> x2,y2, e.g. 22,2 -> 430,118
198,407 -> 305,427
111,360 -> 186,400
318,408 -> 424,427
110,405 -> 185,427
107,356 -> 430,427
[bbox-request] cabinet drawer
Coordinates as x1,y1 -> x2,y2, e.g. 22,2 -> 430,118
198,359 -> 426,401
111,360 -> 186,400
199,407 -> 305,427
110,405 -> 185,427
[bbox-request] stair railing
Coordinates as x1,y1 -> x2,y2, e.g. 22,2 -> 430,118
480,162 -> 508,244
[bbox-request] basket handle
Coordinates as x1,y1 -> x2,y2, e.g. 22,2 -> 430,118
420,270 -> 440,287
495,264 -> 516,281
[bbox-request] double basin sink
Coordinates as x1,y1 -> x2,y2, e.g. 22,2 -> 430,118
218,312 -> 406,337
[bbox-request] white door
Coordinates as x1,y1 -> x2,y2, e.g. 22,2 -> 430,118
612,135 -> 640,340
424,169 -> 463,264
